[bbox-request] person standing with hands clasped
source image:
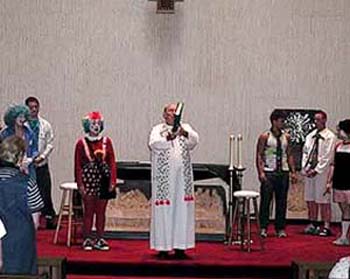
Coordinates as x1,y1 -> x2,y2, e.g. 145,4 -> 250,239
256,110 -> 296,238
75,112 -> 117,251
302,111 -> 336,237
25,96 -> 56,229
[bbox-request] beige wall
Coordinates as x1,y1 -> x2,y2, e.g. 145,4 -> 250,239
1,0 -> 349,218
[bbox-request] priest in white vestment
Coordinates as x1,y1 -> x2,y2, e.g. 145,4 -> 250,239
149,103 -> 199,259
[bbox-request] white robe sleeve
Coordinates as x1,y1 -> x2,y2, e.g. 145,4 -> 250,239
182,124 -> 199,150
149,125 -> 172,150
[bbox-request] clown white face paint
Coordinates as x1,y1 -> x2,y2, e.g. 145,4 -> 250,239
89,119 -> 102,136
15,114 -> 27,127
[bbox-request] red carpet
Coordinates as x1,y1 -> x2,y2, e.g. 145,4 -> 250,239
37,225 -> 348,278
67,277 -> 285,279
67,277 -> 286,279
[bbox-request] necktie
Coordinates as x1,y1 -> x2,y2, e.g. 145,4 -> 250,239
310,133 -> 321,169
276,136 -> 282,172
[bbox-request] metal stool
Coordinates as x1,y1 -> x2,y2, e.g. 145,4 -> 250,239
53,182 -> 83,247
229,190 -> 264,252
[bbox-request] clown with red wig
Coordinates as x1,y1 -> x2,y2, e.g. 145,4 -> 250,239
74,111 -> 117,251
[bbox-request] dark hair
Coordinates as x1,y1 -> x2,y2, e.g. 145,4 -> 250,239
270,110 -> 286,124
315,110 -> 327,120
339,119 -> 350,135
25,96 -> 40,106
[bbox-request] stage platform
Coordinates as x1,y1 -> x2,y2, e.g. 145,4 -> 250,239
37,225 -> 347,279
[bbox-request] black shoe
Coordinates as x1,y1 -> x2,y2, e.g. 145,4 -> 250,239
156,251 -> 170,260
46,219 -> 56,230
94,238 -> 110,251
174,249 -> 190,260
319,228 -> 332,237
82,238 -> 94,251
304,224 -> 320,235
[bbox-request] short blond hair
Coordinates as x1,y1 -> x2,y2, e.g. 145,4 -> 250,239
0,136 -> 26,165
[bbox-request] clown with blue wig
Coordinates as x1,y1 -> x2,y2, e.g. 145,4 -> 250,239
0,104 -> 38,179
74,111 -> 117,251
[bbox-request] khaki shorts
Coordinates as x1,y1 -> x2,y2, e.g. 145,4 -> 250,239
304,172 -> 330,204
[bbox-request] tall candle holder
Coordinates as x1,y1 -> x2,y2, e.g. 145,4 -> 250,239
225,135 -> 235,243
225,134 -> 246,245
236,134 -> 243,169
225,165 -> 246,245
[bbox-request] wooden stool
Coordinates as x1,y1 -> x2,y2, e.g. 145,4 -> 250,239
230,190 -> 264,252
53,182 -> 83,247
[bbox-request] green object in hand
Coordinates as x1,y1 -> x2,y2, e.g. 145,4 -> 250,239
172,102 -> 184,133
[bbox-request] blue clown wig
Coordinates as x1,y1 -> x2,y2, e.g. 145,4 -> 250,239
3,105 -> 30,127
82,111 -> 104,134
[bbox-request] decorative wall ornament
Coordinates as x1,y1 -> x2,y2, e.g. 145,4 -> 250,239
275,109 -> 319,219
276,109 -> 318,170
149,0 -> 183,14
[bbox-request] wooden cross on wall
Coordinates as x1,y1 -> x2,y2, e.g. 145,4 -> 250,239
149,0 -> 183,14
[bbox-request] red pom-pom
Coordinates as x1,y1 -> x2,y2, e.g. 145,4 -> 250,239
88,111 -> 103,120
159,200 -> 164,205
165,199 -> 170,205
155,200 -> 160,206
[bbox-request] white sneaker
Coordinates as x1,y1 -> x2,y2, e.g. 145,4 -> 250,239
276,230 -> 287,238
82,238 -> 94,251
304,224 -> 320,235
94,238 -> 110,251
333,237 -> 350,246
260,229 -> 267,238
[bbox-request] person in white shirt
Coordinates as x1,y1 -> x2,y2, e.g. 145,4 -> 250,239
25,96 -> 56,229
149,103 -> 199,259
302,111 -> 336,237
